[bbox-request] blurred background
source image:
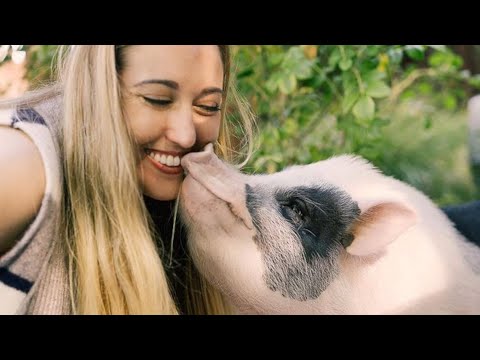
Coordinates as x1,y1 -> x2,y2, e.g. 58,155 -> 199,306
1,45 -> 479,207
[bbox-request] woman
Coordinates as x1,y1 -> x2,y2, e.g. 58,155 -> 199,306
0,45 -> 255,315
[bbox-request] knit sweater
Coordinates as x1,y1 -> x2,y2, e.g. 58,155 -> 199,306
0,97 -> 70,314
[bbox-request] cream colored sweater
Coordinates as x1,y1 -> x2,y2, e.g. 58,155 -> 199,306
0,97 -> 71,314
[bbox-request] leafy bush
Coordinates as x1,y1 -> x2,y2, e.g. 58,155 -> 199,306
232,45 -> 480,204
23,45 -> 59,87
0,45 -> 58,86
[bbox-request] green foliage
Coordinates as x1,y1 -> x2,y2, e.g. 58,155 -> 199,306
372,105 -> 478,206
24,45 -> 59,87
233,45 -> 480,205
0,45 -> 59,87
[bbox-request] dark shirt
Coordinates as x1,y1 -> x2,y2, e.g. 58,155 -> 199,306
442,200 -> 480,247
143,195 -> 189,314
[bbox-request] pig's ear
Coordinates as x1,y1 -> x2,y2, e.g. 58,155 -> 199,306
345,199 -> 417,257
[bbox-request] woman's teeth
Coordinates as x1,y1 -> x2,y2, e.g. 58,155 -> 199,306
147,151 -> 181,167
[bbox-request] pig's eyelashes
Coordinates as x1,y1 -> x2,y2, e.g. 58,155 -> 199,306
290,204 -> 305,224
280,199 -> 308,225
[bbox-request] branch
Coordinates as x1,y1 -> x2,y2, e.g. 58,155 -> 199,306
388,68 -> 437,104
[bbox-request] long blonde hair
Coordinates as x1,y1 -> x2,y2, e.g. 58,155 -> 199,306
1,45 -> 256,314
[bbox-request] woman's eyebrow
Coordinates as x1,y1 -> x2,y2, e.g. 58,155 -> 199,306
133,80 -> 223,97
134,79 -> 179,90
197,87 -> 223,98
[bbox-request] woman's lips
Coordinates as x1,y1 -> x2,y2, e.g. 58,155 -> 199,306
144,148 -> 184,175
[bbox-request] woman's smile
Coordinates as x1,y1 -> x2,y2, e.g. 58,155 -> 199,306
144,148 -> 185,175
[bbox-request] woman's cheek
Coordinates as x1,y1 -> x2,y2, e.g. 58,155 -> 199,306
195,116 -> 221,146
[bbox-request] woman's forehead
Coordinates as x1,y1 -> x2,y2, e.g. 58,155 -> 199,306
122,45 -> 224,89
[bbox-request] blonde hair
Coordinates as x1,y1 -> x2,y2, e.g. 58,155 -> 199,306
1,45 -> 256,314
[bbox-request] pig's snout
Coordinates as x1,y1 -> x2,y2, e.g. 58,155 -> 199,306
182,143 -> 215,176
181,144 -> 253,230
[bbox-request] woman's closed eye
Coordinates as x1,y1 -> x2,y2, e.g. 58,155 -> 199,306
195,104 -> 221,113
142,97 -> 172,107
142,96 -> 221,114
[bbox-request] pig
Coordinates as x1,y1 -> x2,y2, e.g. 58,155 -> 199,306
179,144 -> 480,314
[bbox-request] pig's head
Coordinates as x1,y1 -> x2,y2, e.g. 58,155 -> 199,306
180,144 -> 417,314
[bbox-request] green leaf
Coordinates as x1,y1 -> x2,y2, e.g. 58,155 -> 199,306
293,61 -> 313,79
284,118 -> 299,134
428,45 -> 447,52
363,70 -> 386,83
265,73 -> 280,93
400,89 -> 416,101
451,54 -> 464,70
366,81 -> 391,98
387,48 -> 403,65
266,70 -> 288,94
339,58 -> 353,71
281,47 -> 314,80
418,82 -> 433,95
341,90 -> 360,114
442,94 -> 457,110
302,73 -> 325,89
328,48 -> 341,68
282,47 -> 303,65
405,45 -> 425,61
237,66 -> 254,79
359,146 -> 380,160
360,58 -> 380,72
268,53 -> 284,67
278,74 -> 297,94
468,74 -> 480,88
342,71 -> 357,92
365,46 -> 381,57
428,51 -> 452,68
353,96 -> 375,120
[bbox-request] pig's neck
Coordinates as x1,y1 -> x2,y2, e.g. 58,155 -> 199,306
335,225 -> 480,314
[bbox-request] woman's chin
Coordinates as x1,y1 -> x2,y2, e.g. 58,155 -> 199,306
143,186 -> 180,201
139,162 -> 183,200
142,183 -> 181,201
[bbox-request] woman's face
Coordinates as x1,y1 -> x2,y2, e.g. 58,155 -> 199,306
121,45 -> 224,200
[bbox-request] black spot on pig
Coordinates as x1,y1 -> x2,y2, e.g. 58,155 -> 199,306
275,186 -> 360,262
245,184 -> 360,301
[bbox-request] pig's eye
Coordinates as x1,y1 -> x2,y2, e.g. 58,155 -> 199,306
291,204 -> 304,221
280,199 -> 307,225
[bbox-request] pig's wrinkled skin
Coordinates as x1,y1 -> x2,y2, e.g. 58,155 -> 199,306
179,144 -> 480,314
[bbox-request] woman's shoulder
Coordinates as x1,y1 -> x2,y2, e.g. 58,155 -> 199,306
0,125 -> 46,254
0,100 -> 65,314
5,97 -> 63,194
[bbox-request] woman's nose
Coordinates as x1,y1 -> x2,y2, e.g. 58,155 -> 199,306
166,107 -> 197,149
